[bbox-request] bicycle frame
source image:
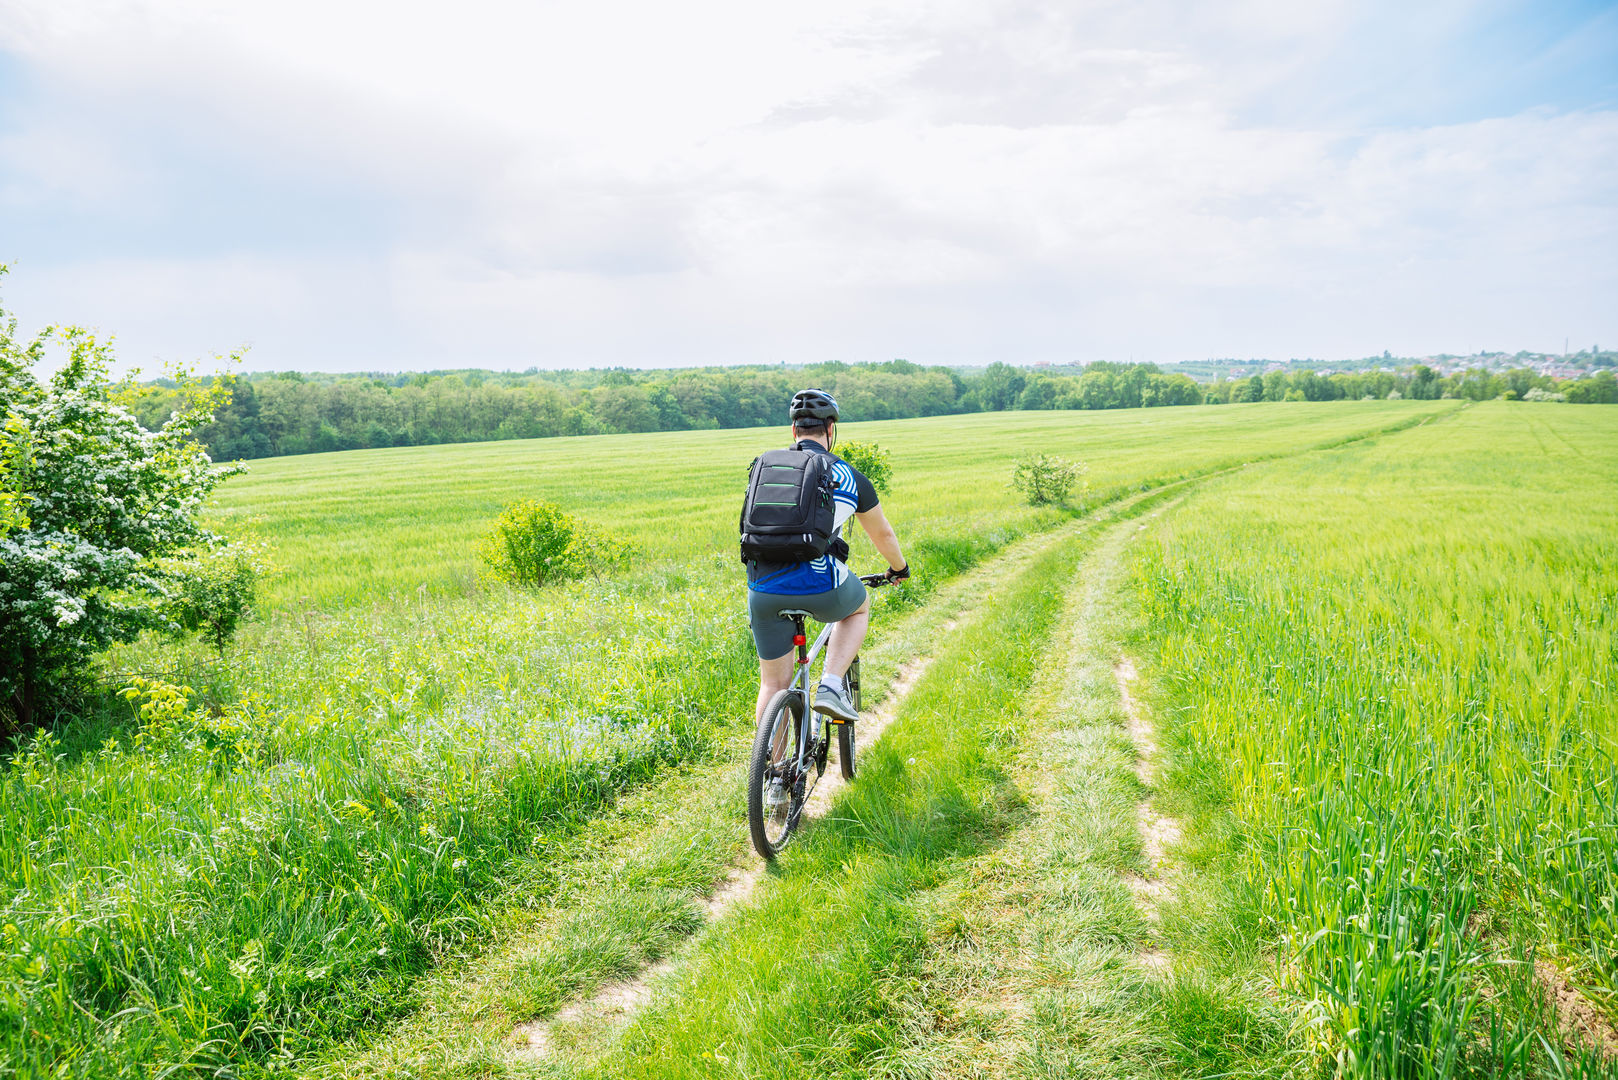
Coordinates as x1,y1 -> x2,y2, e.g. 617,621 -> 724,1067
783,615 -> 835,783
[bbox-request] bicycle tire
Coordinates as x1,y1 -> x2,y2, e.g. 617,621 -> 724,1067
839,658 -> 860,780
837,722 -> 857,781
748,689 -> 804,860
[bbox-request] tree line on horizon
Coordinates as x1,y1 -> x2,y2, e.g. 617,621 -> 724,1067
124,359 -> 1618,461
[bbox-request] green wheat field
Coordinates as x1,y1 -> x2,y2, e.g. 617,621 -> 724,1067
4,400 -> 1616,1079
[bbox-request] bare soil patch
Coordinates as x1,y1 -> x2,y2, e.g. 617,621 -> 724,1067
1115,656 -> 1181,970
1114,657 -> 1158,785
1468,910 -> 1616,1060
510,958 -> 676,1058
1536,960 -> 1618,1058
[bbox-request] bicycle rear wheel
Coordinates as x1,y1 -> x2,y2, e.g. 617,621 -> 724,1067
748,689 -> 805,860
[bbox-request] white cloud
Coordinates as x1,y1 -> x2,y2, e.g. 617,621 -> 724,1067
0,0 -> 1613,370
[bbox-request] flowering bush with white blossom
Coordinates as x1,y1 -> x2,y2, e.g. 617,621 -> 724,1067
0,278 -> 244,730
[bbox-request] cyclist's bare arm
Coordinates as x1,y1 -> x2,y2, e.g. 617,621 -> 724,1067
854,505 -> 906,572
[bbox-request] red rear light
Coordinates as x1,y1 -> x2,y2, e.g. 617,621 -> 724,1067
793,634 -> 806,646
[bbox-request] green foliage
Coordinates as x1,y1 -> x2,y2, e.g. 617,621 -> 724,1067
162,538 -> 270,653
111,354 -> 1618,465
0,276 -> 244,730
0,401 -> 1457,1076
0,417 -> 25,538
125,359 -> 1236,463
1201,363 -> 1618,406
835,438 -> 892,493
1133,404 -> 1618,1070
1010,452 -> 1084,505
1565,370 -> 1618,404
0,579 -> 753,1074
977,361 -> 1027,410
479,499 -> 632,587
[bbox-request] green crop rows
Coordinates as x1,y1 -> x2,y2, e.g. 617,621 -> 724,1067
8,399 -> 1617,1079
1135,403 -> 1617,1074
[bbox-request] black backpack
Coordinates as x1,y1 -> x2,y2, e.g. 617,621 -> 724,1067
739,449 -> 838,563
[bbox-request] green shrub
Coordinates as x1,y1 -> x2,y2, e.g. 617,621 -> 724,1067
836,439 -> 893,493
480,499 -> 632,587
0,272 -> 244,730
0,417 -> 25,539
1010,452 -> 1084,506
163,540 -> 270,653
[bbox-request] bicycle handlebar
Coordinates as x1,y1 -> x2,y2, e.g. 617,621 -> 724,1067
860,572 -> 898,587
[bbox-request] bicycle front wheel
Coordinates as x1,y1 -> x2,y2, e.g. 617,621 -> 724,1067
748,689 -> 804,860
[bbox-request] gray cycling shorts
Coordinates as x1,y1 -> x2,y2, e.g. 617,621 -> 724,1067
747,574 -> 868,660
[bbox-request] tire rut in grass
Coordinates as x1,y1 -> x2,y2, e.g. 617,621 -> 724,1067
1115,655 -> 1179,975
501,518 -> 1092,1067
493,492 -> 1187,1070
853,509 -> 1180,1074
802,621 -> 956,822
507,628 -> 951,1061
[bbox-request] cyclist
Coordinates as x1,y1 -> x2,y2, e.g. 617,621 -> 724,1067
746,389 -> 909,727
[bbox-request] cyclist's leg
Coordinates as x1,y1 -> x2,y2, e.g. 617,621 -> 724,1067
756,651 -> 794,726
748,589 -> 800,724
803,572 -> 868,681
822,596 -> 869,680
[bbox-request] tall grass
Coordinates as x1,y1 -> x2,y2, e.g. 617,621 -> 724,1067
1133,403 -> 1618,1075
0,402 -> 1452,1077
0,580 -> 755,1075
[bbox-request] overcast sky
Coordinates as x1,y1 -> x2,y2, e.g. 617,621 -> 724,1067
1,0 -> 1615,373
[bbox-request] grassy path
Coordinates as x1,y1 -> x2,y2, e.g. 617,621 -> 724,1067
305,410 -> 1494,1080
839,497 -> 1299,1078
304,493 -> 1109,1079
532,492 -> 1225,1079
846,501 -> 1163,1076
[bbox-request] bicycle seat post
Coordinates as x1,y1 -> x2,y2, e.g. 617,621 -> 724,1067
792,616 -> 808,673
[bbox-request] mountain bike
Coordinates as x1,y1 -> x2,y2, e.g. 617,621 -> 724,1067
748,573 -> 891,860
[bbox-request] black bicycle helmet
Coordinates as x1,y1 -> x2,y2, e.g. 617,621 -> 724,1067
788,388 -> 839,424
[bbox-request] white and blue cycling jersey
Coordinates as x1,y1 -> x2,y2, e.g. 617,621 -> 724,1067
746,441 -> 880,596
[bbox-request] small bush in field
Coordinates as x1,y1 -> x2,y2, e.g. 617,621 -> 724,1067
480,500 -> 632,586
1011,453 -> 1084,506
163,540 -> 271,653
837,440 -> 893,493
